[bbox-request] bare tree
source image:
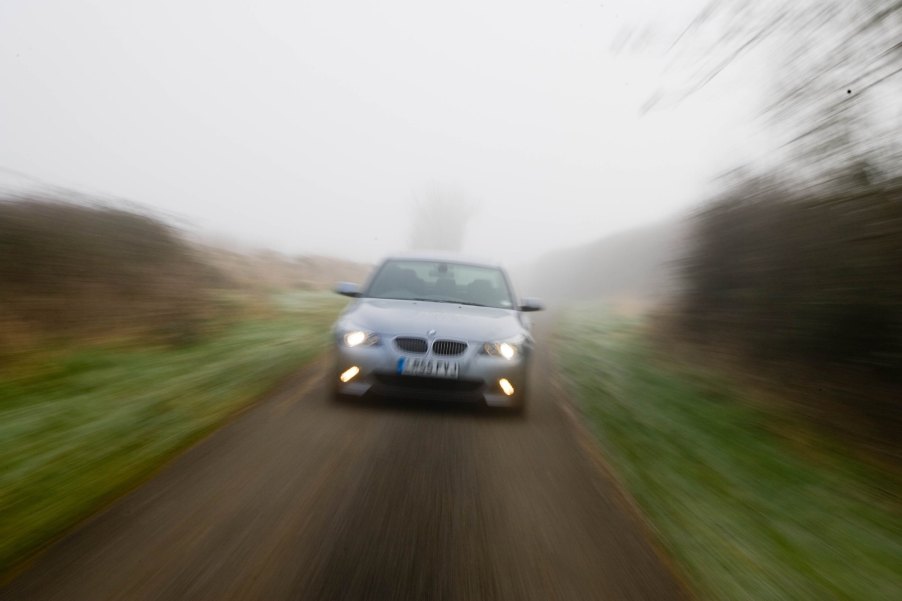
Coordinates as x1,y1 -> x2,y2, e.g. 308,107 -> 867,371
633,0 -> 902,178
408,184 -> 475,253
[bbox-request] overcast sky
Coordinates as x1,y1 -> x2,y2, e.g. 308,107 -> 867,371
1,0 -> 770,264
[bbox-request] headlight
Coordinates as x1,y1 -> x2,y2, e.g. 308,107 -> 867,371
483,341 -> 519,360
342,329 -> 380,347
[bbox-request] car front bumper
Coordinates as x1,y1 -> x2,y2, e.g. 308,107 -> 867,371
333,341 -> 529,407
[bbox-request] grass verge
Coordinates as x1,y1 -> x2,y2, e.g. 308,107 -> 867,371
0,291 -> 343,576
556,306 -> 901,601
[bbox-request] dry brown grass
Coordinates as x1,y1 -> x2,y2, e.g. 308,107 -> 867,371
195,244 -> 371,293
0,194 -> 372,357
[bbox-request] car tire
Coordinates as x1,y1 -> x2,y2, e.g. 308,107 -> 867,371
331,381 -> 350,404
509,390 -> 528,417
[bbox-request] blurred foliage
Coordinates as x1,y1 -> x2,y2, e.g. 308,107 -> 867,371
0,194 -> 369,356
0,195 -> 222,349
196,244 -> 371,295
0,292 -> 344,576
639,0 -> 902,178
675,172 -> 902,437
557,309 -> 901,601
637,1 -> 902,444
0,189 -> 352,575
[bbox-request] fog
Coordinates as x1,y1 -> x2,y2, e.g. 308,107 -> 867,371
1,0 -> 768,264
3,3 -> 901,598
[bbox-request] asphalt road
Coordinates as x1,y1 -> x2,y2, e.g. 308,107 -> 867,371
2,330 -> 689,601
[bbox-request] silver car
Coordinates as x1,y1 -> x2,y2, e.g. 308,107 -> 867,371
331,254 -> 543,413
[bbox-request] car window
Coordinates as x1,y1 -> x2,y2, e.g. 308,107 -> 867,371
366,260 -> 514,308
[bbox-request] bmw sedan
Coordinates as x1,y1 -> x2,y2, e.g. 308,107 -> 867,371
331,254 -> 543,412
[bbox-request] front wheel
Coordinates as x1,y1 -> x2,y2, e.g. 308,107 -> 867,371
508,389 -> 528,417
331,380 -> 351,403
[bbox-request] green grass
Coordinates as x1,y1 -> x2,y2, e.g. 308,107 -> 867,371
0,292 -> 344,575
556,307 -> 901,601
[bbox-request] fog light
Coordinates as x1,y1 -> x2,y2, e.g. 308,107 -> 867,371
340,366 -> 360,383
498,378 -> 514,396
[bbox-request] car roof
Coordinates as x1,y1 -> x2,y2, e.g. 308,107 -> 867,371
381,251 -> 505,270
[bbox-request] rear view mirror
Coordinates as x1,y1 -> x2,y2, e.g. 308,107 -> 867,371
335,282 -> 361,297
519,297 -> 544,312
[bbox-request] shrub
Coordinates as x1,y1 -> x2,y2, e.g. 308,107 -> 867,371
0,195 -> 218,346
676,173 -> 902,431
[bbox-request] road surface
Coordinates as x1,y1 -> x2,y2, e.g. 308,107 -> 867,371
2,330 -> 689,601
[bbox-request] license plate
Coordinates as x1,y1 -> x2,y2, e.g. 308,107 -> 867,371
397,357 -> 459,379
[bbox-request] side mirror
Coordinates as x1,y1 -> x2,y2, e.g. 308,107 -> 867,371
519,297 -> 544,312
335,282 -> 361,298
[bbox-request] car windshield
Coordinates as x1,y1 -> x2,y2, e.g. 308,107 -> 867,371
365,260 -> 515,309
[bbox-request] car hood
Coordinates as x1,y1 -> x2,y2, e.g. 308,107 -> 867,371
339,298 -> 525,342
